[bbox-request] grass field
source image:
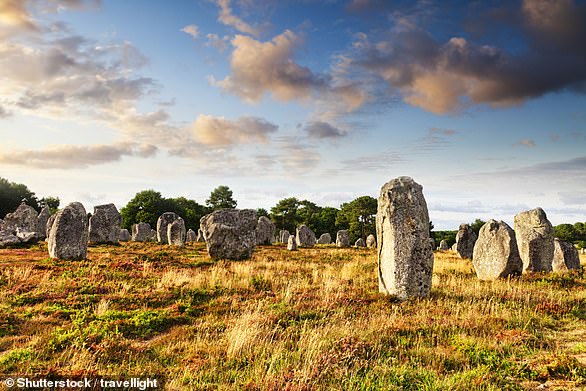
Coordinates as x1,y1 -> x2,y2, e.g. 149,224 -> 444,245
0,242 -> 584,390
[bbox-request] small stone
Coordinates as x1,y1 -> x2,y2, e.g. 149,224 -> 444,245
196,228 -> 205,242
514,208 -> 554,273
317,233 -> 331,244
439,240 -> 449,250
336,230 -> 350,248
355,238 -> 366,247
157,212 -> 180,244
88,204 -> 121,244
256,216 -> 276,245
119,229 -> 130,241
455,224 -> 477,259
366,234 -> 376,248
0,231 -> 21,247
186,229 -> 197,242
287,235 -> 297,251
552,238 -> 580,272
167,218 -> 186,247
132,222 -> 151,242
279,230 -> 290,244
37,206 -> 51,240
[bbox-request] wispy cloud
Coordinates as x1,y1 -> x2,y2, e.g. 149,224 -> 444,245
180,24 -> 199,39
191,115 -> 278,146
513,139 -> 536,148
304,121 -> 347,139
215,0 -> 264,37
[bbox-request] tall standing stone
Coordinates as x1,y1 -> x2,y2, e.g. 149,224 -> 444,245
376,176 -> 434,299
296,225 -> 316,247
439,240 -> 449,250
37,206 -> 51,240
366,234 -> 376,248
186,229 -> 197,243
287,235 -> 297,251
472,220 -> 523,280
317,233 -> 331,244
119,229 -> 130,242
552,238 -> 580,272
167,218 -> 186,247
132,222 -> 151,242
200,209 -> 257,260
336,230 -> 350,248
256,216 -> 276,245
88,204 -> 121,244
455,224 -> 477,259
514,208 -> 554,273
48,202 -> 88,260
157,212 -> 180,244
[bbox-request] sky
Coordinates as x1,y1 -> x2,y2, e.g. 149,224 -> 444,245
0,0 -> 585,230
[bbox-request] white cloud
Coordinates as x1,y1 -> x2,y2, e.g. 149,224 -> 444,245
191,114 -> 278,146
181,24 -> 199,39
216,0 -> 262,37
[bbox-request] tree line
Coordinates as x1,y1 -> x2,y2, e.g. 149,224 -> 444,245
2,177 -> 584,247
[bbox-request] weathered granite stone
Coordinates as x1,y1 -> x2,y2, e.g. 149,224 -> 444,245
200,209 -> 257,260
355,238 -> 366,247
428,238 -> 435,250
280,230 -> 290,244
88,204 -> 121,244
0,231 -> 21,247
157,212 -> 180,244
196,228 -> 205,242
150,229 -> 157,241
37,206 -> 51,240
48,202 -> 88,260
317,233 -> 331,244
472,220 -> 523,280
186,229 -> 197,242
119,229 -> 130,242
256,216 -> 275,245
3,203 -> 40,240
167,218 -> 186,247
287,235 -> 297,251
132,222 -> 151,242
336,230 -> 350,248
439,240 -> 449,250
514,208 -> 554,273
296,225 -> 316,247
552,238 -> 580,272
376,176 -> 434,299
455,224 -> 477,259
46,214 -> 57,241
366,234 -> 376,248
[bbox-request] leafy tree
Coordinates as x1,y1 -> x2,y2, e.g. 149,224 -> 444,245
206,185 -> 237,210
256,208 -> 269,218
314,207 -> 340,237
297,200 -> 322,233
270,197 -> 301,233
470,219 -> 486,236
167,197 -> 207,230
337,196 -> 377,243
0,177 -> 39,217
120,190 -> 168,230
553,224 -> 576,242
39,196 -> 60,214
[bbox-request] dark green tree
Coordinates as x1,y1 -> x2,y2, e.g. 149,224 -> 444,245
553,224 -> 576,242
167,197 -> 207,230
39,196 -> 60,214
314,207 -> 340,237
336,196 -> 377,242
298,200 -> 322,233
206,185 -> 237,210
0,177 -> 39,217
120,190 -> 168,230
270,197 -> 301,233
256,208 -> 269,218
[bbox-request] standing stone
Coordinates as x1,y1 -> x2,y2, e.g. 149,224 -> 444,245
186,229 -> 197,243
119,229 -> 130,242
514,208 -> 554,273
3,203 -> 40,240
132,222 -> 152,242
355,238 -> 366,247
46,214 -> 57,241
472,220 -> 523,280
439,240 -> 449,250
167,218 -> 186,247
336,230 -> 350,248
150,229 -> 157,241
296,225 -> 316,247
451,243 -> 457,252
280,230 -> 290,244
317,233 -> 332,244
88,204 -> 121,244
37,206 -> 51,240
428,238 -> 435,251
366,234 -> 376,248
196,228 -> 205,242
287,235 -> 297,251
552,238 -> 580,272
200,209 -> 257,260
157,212 -> 180,244
455,224 -> 477,259
48,202 -> 88,260
376,176 -> 434,299
256,216 -> 276,245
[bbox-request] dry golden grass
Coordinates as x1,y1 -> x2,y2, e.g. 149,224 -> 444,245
0,242 -> 584,390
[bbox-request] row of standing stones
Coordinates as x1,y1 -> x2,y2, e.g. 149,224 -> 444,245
0,176 -> 582,300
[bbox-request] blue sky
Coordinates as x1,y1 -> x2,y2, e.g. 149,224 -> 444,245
0,0 -> 585,229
